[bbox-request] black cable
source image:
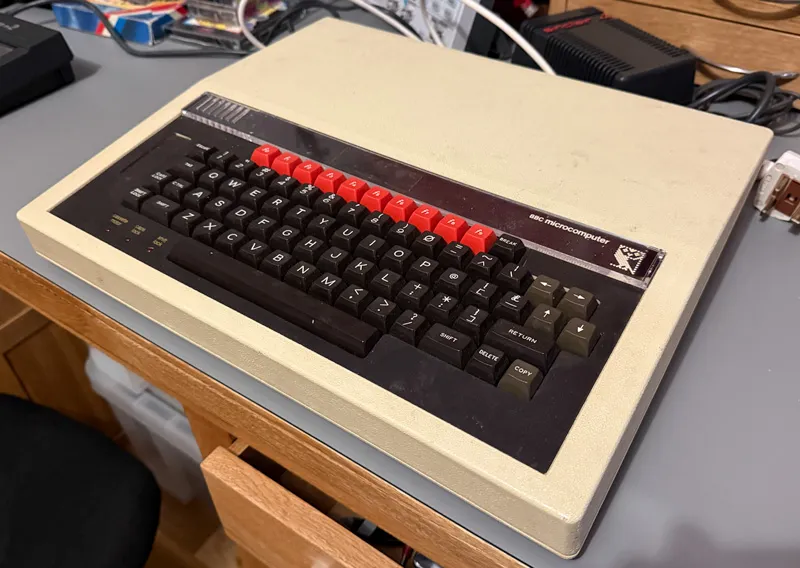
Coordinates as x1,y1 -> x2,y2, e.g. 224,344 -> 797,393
4,0 -> 247,56
689,71 -> 800,135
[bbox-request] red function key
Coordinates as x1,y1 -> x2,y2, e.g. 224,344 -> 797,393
294,161 -> 323,184
408,205 -> 443,232
461,224 -> 497,254
316,169 -> 346,193
360,187 -> 392,211
434,214 -> 469,243
383,195 -> 417,222
273,153 -> 302,176
251,144 -> 281,167
338,177 -> 369,202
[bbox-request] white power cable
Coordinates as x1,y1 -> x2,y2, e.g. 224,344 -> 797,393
420,0 -> 445,46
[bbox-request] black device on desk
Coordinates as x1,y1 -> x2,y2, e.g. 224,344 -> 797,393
0,14 -> 74,115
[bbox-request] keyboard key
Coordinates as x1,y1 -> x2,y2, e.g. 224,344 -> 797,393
293,235 -> 326,264
380,246 -> 414,274
247,216 -> 278,242
273,153 -> 302,176
168,240 -> 379,357
408,205 -> 442,232
496,263 -> 532,293
317,247 -> 350,276
251,144 -> 281,167
406,257 -> 441,286
309,273 -> 347,304
228,159 -> 256,180
369,269 -> 404,299
294,160 -> 323,184
383,195 -> 417,222
361,211 -> 394,237
315,169 -> 346,193
557,318 -> 599,357
337,202 -> 369,227
162,179 -> 193,203
525,304 -> 566,340
453,306 -> 491,344
170,158 -> 207,183
412,231 -> 445,259
236,239 -> 269,267
261,195 -> 292,222
355,235 -> 389,263
284,205 -> 315,230
123,187 -> 152,211
306,214 -> 337,241
209,150 -> 237,171
291,184 -> 322,207
360,187 -> 392,211
362,297 -> 401,333
396,280 -> 432,312
248,167 -> 278,189
187,142 -> 216,163
270,175 -> 299,198
390,310 -> 429,346
240,187 -> 270,211
260,250 -> 294,279
438,242 -> 473,270
493,292 -> 532,324
141,196 -> 180,225
484,320 -> 557,372
192,219 -> 225,245
269,225 -> 302,253
498,360 -> 543,401
183,189 -> 213,211
204,196 -> 234,222
314,193 -> 345,216
198,169 -> 226,192
285,261 -> 320,291
214,229 -> 247,256
335,285 -> 373,317
170,210 -> 203,236
461,224 -> 497,254
343,258 -> 377,287
218,178 -> 249,201
330,225 -> 362,253
466,252 -> 501,281
386,221 -> 419,248
465,345 -> 509,385
434,214 -> 469,243
463,279 -> 501,310
143,171 -> 174,193
435,268 -> 471,298
557,288 -> 598,320
338,177 -> 369,202
424,292 -> 460,326
526,276 -> 564,307
419,324 -> 476,369
224,206 -> 256,232
490,234 -> 526,263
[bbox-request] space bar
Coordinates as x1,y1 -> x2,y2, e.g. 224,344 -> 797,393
167,239 -> 380,357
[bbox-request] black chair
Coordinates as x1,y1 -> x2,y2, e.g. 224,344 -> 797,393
0,394 -> 161,568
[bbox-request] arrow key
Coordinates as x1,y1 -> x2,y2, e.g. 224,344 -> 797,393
557,318 -> 599,357
525,304 -> 566,340
525,275 -> 564,307
557,287 -> 597,320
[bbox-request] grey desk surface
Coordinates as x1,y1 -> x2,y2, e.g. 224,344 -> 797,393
3,9 -> 800,567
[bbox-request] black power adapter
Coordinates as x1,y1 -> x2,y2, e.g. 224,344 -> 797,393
512,7 -> 696,105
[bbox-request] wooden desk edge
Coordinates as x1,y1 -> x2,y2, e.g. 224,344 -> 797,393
0,251 -> 524,568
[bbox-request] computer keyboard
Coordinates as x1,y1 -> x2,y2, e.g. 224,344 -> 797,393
18,19 -> 771,559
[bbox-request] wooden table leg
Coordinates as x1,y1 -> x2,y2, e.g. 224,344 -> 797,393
186,407 -> 235,459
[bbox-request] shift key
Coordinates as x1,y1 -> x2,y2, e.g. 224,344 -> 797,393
419,323 -> 476,369
484,319 -> 557,372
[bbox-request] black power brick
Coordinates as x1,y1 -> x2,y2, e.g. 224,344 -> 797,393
512,7 -> 696,105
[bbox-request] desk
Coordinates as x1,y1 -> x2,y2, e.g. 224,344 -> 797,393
2,9 -> 800,567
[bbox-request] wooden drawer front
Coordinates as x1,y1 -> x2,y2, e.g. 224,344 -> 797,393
201,447 -> 397,568
563,0 -> 800,91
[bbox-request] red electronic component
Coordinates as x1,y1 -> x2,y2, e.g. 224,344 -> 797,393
434,214 -> 469,243
250,144 -> 281,167
408,205 -> 443,232
338,177 -> 369,202
461,224 -> 497,253
294,161 -> 323,184
272,153 -> 302,176
360,187 -> 392,211
316,169 -> 346,193
383,195 -> 417,222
